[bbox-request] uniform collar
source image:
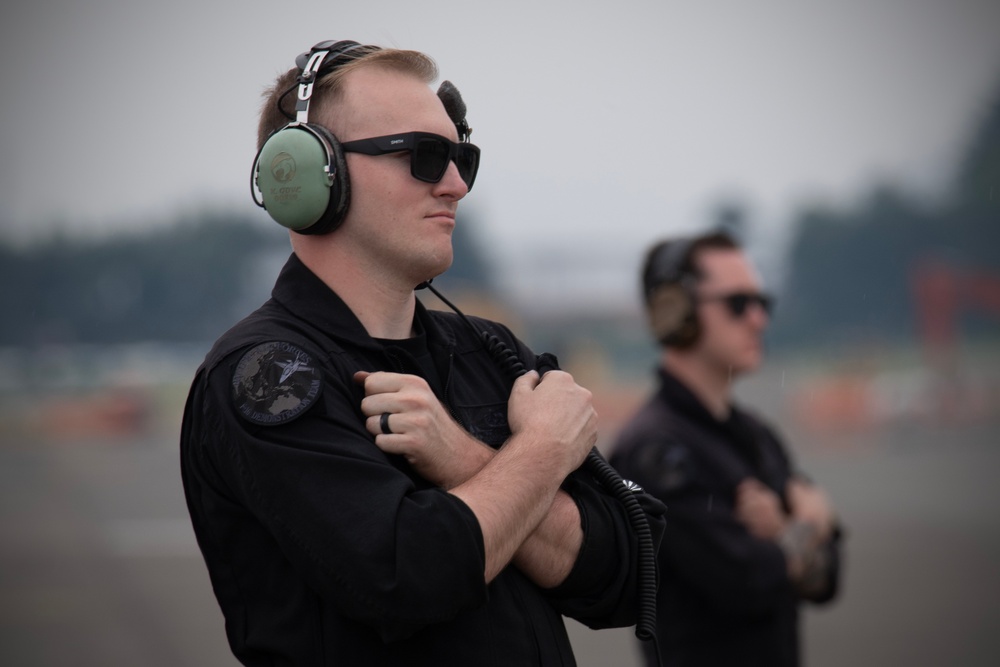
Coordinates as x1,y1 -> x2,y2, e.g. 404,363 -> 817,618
271,253 -> 375,346
656,367 -> 748,432
657,366 -> 764,471
270,253 -> 455,351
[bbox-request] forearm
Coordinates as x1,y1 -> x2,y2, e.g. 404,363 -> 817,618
511,490 -> 582,588
449,434 -> 571,583
443,436 -> 583,587
365,368 -> 594,586
781,478 -> 839,597
778,520 -> 835,597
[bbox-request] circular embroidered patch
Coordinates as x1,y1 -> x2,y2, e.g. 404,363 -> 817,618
232,341 -> 323,425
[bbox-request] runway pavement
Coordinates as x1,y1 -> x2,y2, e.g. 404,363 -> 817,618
2,383 -> 998,666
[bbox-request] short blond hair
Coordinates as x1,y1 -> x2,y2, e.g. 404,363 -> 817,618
256,46 -> 438,151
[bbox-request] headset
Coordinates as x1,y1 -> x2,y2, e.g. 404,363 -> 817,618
250,40 -> 361,235
250,40 -> 473,236
644,237 -> 701,348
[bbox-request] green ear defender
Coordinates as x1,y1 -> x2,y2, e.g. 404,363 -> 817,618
253,122 -> 350,234
251,40 -> 364,235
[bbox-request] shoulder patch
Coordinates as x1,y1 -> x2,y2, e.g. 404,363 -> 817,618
232,341 -> 323,426
632,439 -> 694,495
657,443 -> 693,493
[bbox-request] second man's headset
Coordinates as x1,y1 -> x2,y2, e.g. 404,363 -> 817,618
251,40 -> 473,235
643,237 -> 702,348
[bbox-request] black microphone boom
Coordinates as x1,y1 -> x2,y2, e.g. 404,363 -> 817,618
436,80 -> 471,141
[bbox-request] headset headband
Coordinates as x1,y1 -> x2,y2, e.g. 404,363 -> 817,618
646,237 -> 695,298
293,40 -> 365,123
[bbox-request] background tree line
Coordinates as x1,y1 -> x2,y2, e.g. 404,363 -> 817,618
1,81 -> 997,352
0,213 -> 495,347
770,80 -> 999,351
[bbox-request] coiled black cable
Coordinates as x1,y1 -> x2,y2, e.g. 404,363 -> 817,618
424,283 -> 659,647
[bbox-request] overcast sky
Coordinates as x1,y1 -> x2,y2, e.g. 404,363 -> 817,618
2,0 -> 999,305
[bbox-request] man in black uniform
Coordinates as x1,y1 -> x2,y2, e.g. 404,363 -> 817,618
610,231 -> 843,667
180,39 -> 663,666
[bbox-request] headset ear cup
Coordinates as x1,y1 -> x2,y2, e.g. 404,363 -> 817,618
648,283 -> 699,348
672,311 -> 701,349
298,123 -> 350,235
254,124 -> 350,235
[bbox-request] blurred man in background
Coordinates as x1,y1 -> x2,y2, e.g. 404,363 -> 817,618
611,231 -> 844,667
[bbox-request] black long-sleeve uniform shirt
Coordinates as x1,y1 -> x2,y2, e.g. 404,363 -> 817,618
181,254 -> 662,666
610,368 -> 842,667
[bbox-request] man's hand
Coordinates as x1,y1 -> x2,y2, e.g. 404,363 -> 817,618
734,476 -> 838,593
734,477 -> 787,541
357,368 -> 594,585
505,370 -> 598,479
355,371 -> 491,489
786,477 -> 836,543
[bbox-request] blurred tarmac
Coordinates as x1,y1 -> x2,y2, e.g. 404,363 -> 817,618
2,371 -> 999,666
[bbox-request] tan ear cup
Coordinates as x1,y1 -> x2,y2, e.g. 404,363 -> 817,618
648,284 -> 691,344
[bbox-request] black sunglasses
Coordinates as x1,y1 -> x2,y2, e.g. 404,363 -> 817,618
340,132 -> 481,191
699,292 -> 774,318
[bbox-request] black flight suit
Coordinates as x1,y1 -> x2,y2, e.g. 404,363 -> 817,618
181,254 -> 664,666
611,368 -> 842,667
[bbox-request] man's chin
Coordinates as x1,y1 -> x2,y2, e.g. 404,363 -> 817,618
727,350 -> 763,376
413,257 -> 453,288
742,351 -> 764,374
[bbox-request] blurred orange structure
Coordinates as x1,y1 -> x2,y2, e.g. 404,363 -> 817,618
792,258 -> 1000,435
32,389 -> 151,440
912,259 -> 1000,368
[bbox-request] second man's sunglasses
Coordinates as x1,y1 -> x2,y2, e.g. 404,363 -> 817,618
341,132 -> 481,191
699,292 -> 774,318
